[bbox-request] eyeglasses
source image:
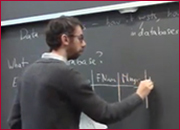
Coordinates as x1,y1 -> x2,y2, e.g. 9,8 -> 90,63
68,34 -> 84,42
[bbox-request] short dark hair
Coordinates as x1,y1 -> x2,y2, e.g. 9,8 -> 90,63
45,16 -> 83,51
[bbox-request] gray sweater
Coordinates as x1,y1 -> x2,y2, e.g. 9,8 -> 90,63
8,58 -> 143,129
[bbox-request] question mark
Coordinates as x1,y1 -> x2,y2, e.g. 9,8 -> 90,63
96,51 -> 103,64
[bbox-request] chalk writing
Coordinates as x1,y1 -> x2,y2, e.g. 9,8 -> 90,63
68,51 -> 104,66
125,14 -> 134,23
90,70 -> 151,108
167,8 -> 179,18
67,58 -> 97,66
106,17 -> 121,27
7,57 -> 29,70
20,28 -> 39,40
104,7 -> 178,28
96,51 -> 103,63
138,12 -> 159,22
121,70 -> 151,85
96,73 -> 116,83
12,77 -> 18,87
131,22 -> 179,37
121,73 -> 139,85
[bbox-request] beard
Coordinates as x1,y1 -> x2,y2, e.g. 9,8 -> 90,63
68,54 -> 80,60
66,42 -> 84,60
67,51 -> 82,60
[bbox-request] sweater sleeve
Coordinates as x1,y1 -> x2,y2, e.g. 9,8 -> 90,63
65,68 -> 143,124
7,79 -> 22,129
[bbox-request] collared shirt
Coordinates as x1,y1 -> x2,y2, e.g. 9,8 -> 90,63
41,52 -> 107,129
41,52 -> 67,63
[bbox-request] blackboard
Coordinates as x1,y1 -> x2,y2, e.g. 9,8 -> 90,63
1,1 -> 131,21
1,2 -> 179,129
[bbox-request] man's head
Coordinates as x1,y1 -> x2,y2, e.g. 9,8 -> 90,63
45,16 -> 86,60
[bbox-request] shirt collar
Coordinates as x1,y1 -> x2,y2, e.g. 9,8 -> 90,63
41,52 -> 67,63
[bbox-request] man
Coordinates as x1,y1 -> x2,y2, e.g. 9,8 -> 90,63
8,16 -> 154,129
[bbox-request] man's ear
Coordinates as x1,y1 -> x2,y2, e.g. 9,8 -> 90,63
60,34 -> 69,46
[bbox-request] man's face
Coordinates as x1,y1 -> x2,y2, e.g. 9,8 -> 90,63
67,25 -> 86,60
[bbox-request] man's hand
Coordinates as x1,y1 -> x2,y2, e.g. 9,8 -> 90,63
136,79 -> 154,100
